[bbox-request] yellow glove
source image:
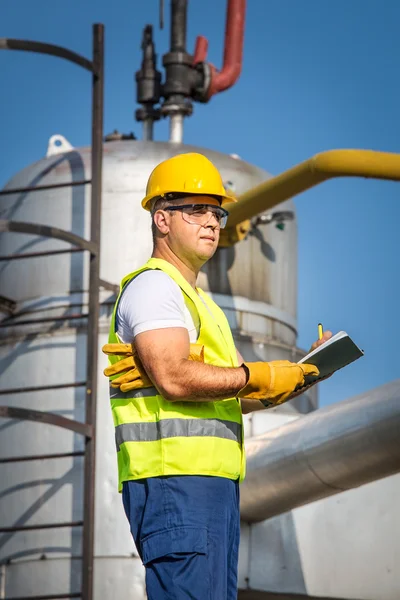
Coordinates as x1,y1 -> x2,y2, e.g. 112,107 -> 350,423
239,360 -> 319,406
103,343 -> 153,391
102,343 -> 205,393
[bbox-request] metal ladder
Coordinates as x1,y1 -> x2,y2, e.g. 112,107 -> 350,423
0,24 -> 107,600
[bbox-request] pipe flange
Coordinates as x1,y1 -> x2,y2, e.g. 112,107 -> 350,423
162,50 -> 193,67
135,107 -> 161,122
191,62 -> 212,103
160,99 -> 193,118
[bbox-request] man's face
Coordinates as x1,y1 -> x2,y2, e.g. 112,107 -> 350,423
154,195 -> 223,268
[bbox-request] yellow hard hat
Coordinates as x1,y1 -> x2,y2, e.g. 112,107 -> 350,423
141,152 -> 237,211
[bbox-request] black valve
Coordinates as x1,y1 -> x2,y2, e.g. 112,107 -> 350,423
135,24 -> 162,124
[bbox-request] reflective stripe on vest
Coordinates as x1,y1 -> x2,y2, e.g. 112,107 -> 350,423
115,417 -> 242,451
110,384 -> 158,400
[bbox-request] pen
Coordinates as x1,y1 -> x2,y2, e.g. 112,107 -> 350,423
318,322 -> 323,340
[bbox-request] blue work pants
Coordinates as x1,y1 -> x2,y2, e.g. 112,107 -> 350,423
122,475 -> 240,599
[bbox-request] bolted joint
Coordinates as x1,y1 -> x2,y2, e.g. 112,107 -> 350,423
191,62 -> 212,103
218,219 -> 251,247
135,106 -> 161,122
162,50 -> 193,98
135,70 -> 161,105
160,97 -> 193,118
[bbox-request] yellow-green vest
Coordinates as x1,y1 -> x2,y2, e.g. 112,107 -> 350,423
108,258 -> 245,491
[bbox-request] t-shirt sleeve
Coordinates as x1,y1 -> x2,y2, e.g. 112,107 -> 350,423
116,270 -> 188,343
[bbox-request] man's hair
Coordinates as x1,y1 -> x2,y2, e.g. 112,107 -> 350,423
150,195 -> 184,244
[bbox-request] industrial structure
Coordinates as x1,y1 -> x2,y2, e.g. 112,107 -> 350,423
0,2 -> 399,599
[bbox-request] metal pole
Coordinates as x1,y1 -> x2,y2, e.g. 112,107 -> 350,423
82,23 -> 104,600
163,0 -> 189,143
169,113 -> 183,143
170,0 -> 187,51
142,118 -> 154,141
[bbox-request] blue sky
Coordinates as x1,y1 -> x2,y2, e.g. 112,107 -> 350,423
1,0 -> 399,407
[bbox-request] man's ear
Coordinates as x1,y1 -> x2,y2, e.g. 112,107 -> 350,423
153,210 -> 170,235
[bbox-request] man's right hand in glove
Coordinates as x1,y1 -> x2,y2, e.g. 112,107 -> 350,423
238,360 -> 319,405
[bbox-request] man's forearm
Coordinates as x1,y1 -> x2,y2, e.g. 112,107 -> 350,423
153,359 -> 248,402
133,329 -> 317,405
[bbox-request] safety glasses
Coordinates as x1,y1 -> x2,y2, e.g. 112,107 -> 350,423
163,204 -> 229,229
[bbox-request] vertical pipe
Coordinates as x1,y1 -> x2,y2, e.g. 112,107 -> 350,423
159,0 -> 164,29
169,114 -> 183,143
163,0 -> 189,143
82,22 -> 104,600
0,564 -> 5,599
170,0 -> 187,51
143,118 -> 154,141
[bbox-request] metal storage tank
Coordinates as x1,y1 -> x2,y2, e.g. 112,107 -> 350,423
0,137 -> 315,598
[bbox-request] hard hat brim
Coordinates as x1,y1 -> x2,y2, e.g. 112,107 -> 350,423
142,191 -> 237,212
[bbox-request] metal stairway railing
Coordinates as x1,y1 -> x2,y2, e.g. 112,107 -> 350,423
0,24 -> 105,600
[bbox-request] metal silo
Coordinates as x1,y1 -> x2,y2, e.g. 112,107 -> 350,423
0,133 -> 313,598
3,1 -> 400,598
0,1 -> 316,597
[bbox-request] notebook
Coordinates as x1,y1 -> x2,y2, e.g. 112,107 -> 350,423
297,330 -> 364,385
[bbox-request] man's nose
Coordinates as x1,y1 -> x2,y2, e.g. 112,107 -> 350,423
205,212 -> 219,228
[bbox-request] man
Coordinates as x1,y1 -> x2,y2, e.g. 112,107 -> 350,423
103,152 -> 331,600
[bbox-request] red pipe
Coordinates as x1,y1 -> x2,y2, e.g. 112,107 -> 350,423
193,35 -> 208,64
194,0 -> 246,99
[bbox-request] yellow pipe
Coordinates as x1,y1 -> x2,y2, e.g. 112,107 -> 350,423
226,149 -> 400,229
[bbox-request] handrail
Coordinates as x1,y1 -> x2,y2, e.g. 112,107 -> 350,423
0,180 -> 91,195
0,220 -> 97,254
0,38 -> 93,72
0,406 -> 92,438
0,24 -> 104,600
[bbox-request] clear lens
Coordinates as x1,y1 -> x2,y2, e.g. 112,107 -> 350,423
181,205 -> 228,229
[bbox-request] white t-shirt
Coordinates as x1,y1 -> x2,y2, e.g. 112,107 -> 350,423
116,270 -> 200,344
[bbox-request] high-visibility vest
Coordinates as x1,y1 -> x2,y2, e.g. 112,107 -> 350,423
107,257 -> 245,491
